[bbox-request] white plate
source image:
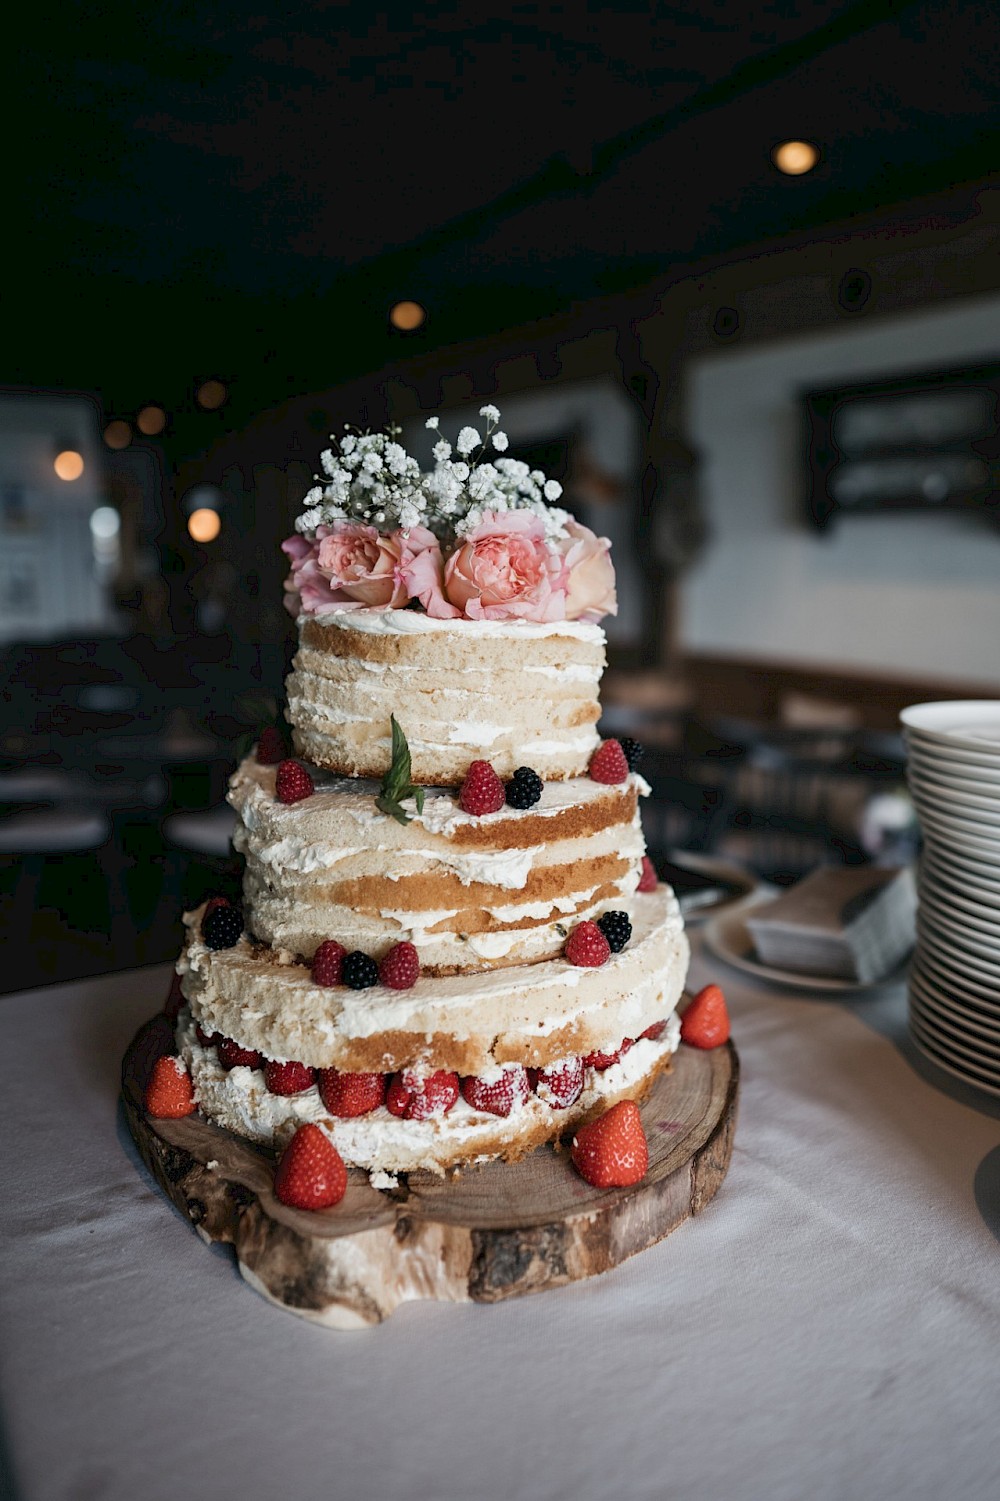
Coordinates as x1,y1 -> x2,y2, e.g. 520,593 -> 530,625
909,788 -> 1000,833
918,912 -> 1000,966
907,763 -> 1000,804
901,701 -> 1000,752
702,893 -> 912,994
919,851 -> 1000,905
905,746 -> 1000,784
908,777 -> 1000,824
917,884 -> 1000,941
914,937 -> 1000,1004
908,1022 -> 1000,1099
915,923 -> 1000,985
909,1002 -> 1000,1072
909,968 -> 1000,1040
914,809 -> 1000,858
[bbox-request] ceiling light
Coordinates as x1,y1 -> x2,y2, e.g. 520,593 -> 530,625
188,507 -> 221,543
103,419 -> 132,450
771,140 -> 819,176
54,450 -> 84,481
196,379 -> 227,411
389,300 -> 426,331
136,404 -> 167,436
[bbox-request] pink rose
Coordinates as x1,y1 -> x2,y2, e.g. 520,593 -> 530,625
443,510 -> 567,622
559,519 -> 617,622
396,525 -> 459,618
281,530 -> 345,615
316,522 -> 408,609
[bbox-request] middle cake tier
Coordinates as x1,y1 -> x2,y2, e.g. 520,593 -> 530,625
230,756 -> 648,973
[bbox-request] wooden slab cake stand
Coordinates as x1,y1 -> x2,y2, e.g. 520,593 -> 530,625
122,1013 -> 738,1328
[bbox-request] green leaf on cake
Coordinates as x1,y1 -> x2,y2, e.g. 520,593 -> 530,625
375,715 -> 425,825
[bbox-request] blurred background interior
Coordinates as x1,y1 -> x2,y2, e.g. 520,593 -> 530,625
3,1 -> 999,992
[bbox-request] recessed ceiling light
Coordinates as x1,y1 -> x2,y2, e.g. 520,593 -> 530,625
54,450 -> 85,481
771,139 -> 819,175
103,419 -> 132,450
137,404 -> 167,436
196,379 -> 227,411
389,300 -> 426,331
188,507 -> 222,542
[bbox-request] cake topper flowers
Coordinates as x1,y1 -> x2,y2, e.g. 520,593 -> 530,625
281,406 -> 617,625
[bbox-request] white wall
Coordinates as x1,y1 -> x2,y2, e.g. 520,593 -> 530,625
683,292 -> 1000,684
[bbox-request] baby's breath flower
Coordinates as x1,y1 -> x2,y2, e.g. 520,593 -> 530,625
491,430 -> 509,451
452,461 -> 469,482
456,426 -> 481,456
433,439 -> 452,463
479,404 -> 501,423
425,416 -> 440,430
543,479 -> 563,501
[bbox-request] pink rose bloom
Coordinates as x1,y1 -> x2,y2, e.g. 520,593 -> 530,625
559,519 -> 617,622
443,510 -> 567,622
315,521 -> 408,609
281,530 -> 345,616
396,525 -> 459,618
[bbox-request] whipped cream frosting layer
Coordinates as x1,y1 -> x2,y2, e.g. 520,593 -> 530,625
230,757 -> 648,972
177,1011 -> 680,1176
286,609 -> 605,782
178,885 -> 688,1077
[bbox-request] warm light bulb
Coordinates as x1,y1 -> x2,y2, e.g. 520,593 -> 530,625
103,419 -> 132,450
771,139 -> 819,176
54,450 -> 84,481
188,507 -> 221,543
196,379 -> 227,411
389,300 -> 426,331
137,404 -> 167,436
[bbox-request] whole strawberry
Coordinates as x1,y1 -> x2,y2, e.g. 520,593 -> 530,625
565,920 -> 611,968
378,941 -> 420,990
265,1059 -> 316,1096
144,1055 -> 196,1119
461,1063 -> 530,1118
532,1056 -> 584,1109
570,1099 -> 649,1188
680,983 -> 730,1049
217,1036 -> 264,1071
459,759 -> 505,816
386,1068 -> 460,1120
637,855 -> 658,892
312,939 -> 347,987
588,739 -> 629,785
317,1067 -> 387,1118
275,759 -> 314,804
273,1124 -> 347,1210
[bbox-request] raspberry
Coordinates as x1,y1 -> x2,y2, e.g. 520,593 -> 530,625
217,1036 -> 263,1071
565,920 -> 611,968
265,1059 -> 316,1095
461,1064 -> 530,1118
378,941 -> 420,990
570,1099 -> 649,1189
202,904 -> 243,951
312,940 -> 346,987
588,739 -> 629,784
532,1056 -> 584,1110
275,758 -> 314,804
596,910 -> 632,953
504,767 -> 543,809
583,1044 -> 621,1072
459,759 -> 505,816
144,1055 -> 196,1119
317,1067 -> 386,1118
341,951 -> 379,989
637,855 -> 658,892
641,1019 -> 667,1041
273,1124 -> 347,1211
680,983 -> 730,1050
386,1069 -> 460,1120
256,726 -> 286,765
619,736 -> 644,772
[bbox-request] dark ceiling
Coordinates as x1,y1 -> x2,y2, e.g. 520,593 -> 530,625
6,0 -> 999,443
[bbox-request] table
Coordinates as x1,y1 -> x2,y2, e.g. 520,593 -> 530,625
2,942 -> 999,1501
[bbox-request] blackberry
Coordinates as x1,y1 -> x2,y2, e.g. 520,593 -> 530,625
342,950 -> 379,989
203,904 -> 244,951
505,766 -> 543,809
596,910 -> 632,953
619,737 -> 644,772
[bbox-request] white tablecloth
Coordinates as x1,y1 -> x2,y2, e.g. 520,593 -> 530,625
2,944 -> 999,1501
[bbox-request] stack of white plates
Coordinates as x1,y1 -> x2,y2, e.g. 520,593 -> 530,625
900,700 -> 1000,1096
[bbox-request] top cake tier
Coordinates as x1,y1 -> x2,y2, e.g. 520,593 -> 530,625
285,607 -> 606,783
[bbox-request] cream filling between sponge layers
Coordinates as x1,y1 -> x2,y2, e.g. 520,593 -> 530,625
177,1010 -> 680,1176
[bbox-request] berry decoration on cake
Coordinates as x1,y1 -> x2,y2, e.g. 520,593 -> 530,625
144,1055 -> 196,1118
680,983 -> 730,1049
378,941 -> 420,990
375,715 -> 425,825
596,910 -> 632,953
217,1036 -> 264,1071
341,951 -> 379,989
532,1056 -> 584,1109
265,1060 -> 316,1096
163,969 -> 185,1022
504,766 -> 543,809
275,759 -> 314,804
386,1069 -> 460,1120
582,1043 -> 621,1071
618,736 -> 644,772
641,1019 -> 667,1041
565,920 -> 611,968
461,1064 -> 531,1118
570,1099 -> 649,1188
202,903 -> 243,951
317,1067 -> 387,1118
637,855 -> 658,892
256,726 -> 286,764
273,1124 -> 348,1210
588,738 -> 630,784
311,939 -> 347,987
459,759 -> 506,816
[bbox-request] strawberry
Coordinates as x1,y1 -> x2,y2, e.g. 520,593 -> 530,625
273,1124 -> 347,1210
641,1019 -> 667,1041
312,939 -> 346,987
163,969 -> 185,1022
386,1068 -> 460,1120
378,940 -> 420,990
565,920 -> 611,968
588,739 -> 629,785
637,855 -> 658,892
256,726 -> 286,764
317,1066 -> 386,1118
265,1060 -> 316,1096
570,1099 -> 649,1188
458,759 -> 505,816
217,1036 -> 264,1071
680,983 -> 730,1049
144,1055 -> 196,1118
532,1056 -> 584,1109
461,1064 -> 530,1118
195,1022 -> 220,1048
582,1044 -> 620,1072
275,758 -> 314,804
